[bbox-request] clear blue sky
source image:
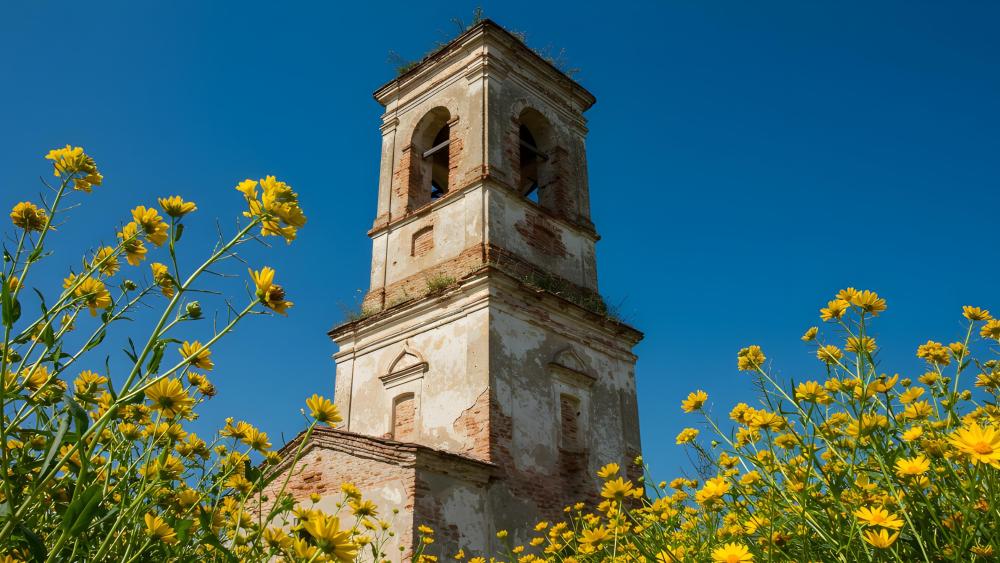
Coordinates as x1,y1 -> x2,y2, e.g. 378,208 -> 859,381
2,1 -> 997,483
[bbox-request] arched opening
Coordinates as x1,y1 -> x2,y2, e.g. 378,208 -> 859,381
429,124 -> 450,199
519,124 -> 542,203
516,108 -> 557,209
405,107 -> 454,211
392,393 -> 416,442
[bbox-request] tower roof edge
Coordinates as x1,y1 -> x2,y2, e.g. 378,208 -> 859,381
372,19 -> 595,110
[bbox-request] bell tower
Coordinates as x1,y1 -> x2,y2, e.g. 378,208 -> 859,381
270,20 -> 643,556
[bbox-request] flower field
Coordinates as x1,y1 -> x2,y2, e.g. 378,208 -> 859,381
2,147 -> 999,562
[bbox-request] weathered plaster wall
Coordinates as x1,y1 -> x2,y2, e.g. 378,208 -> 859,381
484,276 -> 642,542
334,282 -> 492,460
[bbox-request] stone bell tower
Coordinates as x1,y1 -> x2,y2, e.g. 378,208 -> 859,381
267,20 -> 643,556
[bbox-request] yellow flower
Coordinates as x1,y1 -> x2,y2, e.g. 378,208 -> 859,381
794,381 -> 830,404
902,426 -> 923,441
596,463 -> 620,478
145,378 -> 192,418
600,477 -> 636,501
249,267 -> 293,315
239,176 -> 307,243
179,341 -> 213,371
10,202 -> 49,232
916,340 -> 951,366
862,528 -> 899,548
681,390 -> 708,413
45,145 -> 102,192
948,422 -> 1000,467
158,195 -> 197,218
736,345 -> 765,371
150,263 -> 175,297
74,276 -> 112,316
851,290 -> 887,315
854,506 -> 904,529
496,530 -> 508,539
899,386 -> 924,404
306,394 -> 342,425
130,206 -> 169,247
895,454 -> 930,477
676,428 -> 699,444
711,542 -> 753,562
91,246 -> 119,277
244,427 -> 271,452
816,345 -> 843,365
800,327 -> 818,341
836,287 -> 859,302
341,482 -> 361,499
350,499 -> 378,517
144,513 -> 178,544
695,477 -> 731,504
262,527 -> 292,549
962,305 -> 991,321
981,319 -> 1000,341
845,336 -> 876,354
579,526 -> 610,546
20,366 -> 52,391
73,370 -> 107,396
235,179 -> 258,199
820,299 -> 849,321
117,222 -> 148,266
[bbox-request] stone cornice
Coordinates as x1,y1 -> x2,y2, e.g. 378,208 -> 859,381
367,176 -> 599,242
268,427 -> 496,483
373,20 -> 594,112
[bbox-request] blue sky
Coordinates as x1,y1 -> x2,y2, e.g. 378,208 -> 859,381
1,1 -> 998,483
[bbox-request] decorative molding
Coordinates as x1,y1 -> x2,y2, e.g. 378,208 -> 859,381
549,347 -> 596,388
380,343 -> 428,389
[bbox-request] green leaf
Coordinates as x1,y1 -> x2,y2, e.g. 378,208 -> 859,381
17,522 -> 47,562
199,533 -> 237,562
26,244 -> 44,263
173,223 -> 185,243
175,518 -> 194,543
147,340 -> 167,375
67,397 -> 90,434
67,485 -> 104,535
39,411 -> 71,478
84,329 -> 106,351
123,337 -> 138,364
1,274 -> 14,327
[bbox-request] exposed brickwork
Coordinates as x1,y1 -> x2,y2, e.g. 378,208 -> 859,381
488,393 -> 600,523
361,244 -> 486,312
453,388 -> 492,460
515,212 -> 568,258
447,116 -> 463,190
559,394 -> 581,449
343,242 -> 609,331
545,146 -> 573,222
392,144 -> 424,218
260,428 -> 495,558
393,394 -> 416,441
411,225 -> 434,257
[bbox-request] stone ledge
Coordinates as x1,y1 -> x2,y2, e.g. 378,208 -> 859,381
270,427 -> 497,484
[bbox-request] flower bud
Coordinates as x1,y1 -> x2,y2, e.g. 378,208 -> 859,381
123,279 -> 138,291
186,301 -> 203,319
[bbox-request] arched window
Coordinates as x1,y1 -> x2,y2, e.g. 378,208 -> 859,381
429,124 -> 450,199
519,124 -> 542,203
404,107 -> 454,211
392,393 -> 416,442
516,108 -> 556,209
